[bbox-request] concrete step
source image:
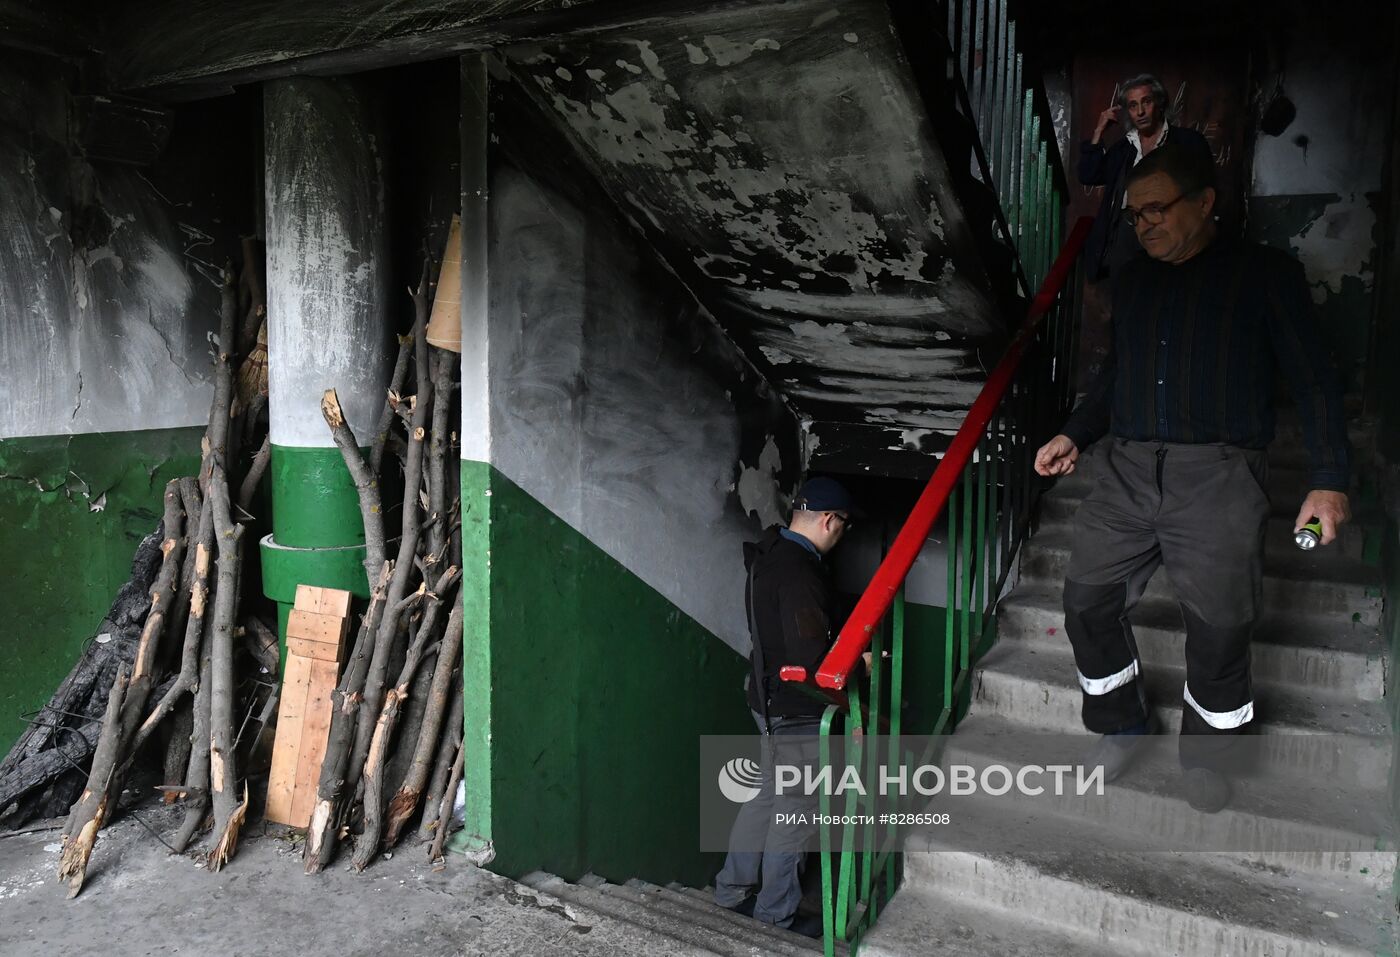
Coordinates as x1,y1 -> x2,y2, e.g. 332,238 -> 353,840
666,883 -> 836,946
997,587 -> 1387,700
934,712 -> 1394,881
1018,528 -> 1383,626
969,642 -> 1391,788
856,882 -> 1129,956
607,878 -> 826,956
511,872 -> 742,956
881,800 -> 1395,957
519,872 -> 824,957
1038,494 -> 1372,561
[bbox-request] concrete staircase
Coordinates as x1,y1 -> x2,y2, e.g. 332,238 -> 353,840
861,434 -> 1399,956
517,871 -> 838,956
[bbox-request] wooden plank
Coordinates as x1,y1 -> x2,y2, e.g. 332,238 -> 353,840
286,609 -> 349,648
287,633 -> 342,663
292,584 -> 352,618
289,658 -> 340,826
265,654 -> 313,826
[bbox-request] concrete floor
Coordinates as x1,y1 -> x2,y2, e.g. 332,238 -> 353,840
0,805 -> 611,957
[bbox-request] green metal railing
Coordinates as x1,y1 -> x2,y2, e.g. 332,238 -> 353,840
808,218 -> 1088,955
948,0 -> 1067,294
794,6 -> 1082,951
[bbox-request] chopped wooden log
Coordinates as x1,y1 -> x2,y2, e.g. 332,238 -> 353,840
427,347 -> 456,565
384,596 -> 463,848
161,705 -> 194,804
427,735 -> 465,864
204,264 -> 238,481
422,667 -> 464,839
347,380 -> 432,795
352,568 -> 459,870
236,434 -> 271,517
171,631 -> 214,854
131,494 -> 213,757
56,667 -> 128,898
371,333 -> 413,477
321,388 -> 384,586
206,470 -> 246,871
117,482 -> 186,748
304,562 -> 392,874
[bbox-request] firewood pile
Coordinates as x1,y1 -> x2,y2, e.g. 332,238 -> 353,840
0,245 -> 465,895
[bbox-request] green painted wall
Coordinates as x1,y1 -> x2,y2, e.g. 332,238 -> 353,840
0,427 -> 203,756
461,461 -> 754,886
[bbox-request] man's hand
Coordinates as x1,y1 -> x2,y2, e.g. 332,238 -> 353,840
1294,490 -> 1351,546
1034,435 -> 1080,477
1092,106 -> 1120,144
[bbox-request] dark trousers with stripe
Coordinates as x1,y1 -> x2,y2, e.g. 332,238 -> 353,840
1061,439 -> 1270,769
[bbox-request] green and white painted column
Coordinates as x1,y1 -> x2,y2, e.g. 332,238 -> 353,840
261,77 -> 392,642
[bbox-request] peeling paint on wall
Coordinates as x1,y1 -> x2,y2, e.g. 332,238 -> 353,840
1289,194 -> 1377,304
0,136 -> 214,439
502,0 -> 1004,447
736,435 -> 784,529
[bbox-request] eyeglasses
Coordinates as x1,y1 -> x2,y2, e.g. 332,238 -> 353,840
1123,192 -> 1188,227
831,512 -> 853,531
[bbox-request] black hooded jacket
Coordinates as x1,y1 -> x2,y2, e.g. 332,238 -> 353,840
743,526 -> 839,720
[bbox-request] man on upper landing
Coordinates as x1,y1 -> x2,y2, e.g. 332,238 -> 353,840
1079,73 -> 1212,281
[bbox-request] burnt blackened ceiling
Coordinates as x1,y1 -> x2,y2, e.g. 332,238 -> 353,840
503,0 -> 1007,472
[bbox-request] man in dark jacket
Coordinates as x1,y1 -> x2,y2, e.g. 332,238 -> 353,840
713,477 -> 856,936
1035,144 -> 1350,813
1079,73 -> 1212,281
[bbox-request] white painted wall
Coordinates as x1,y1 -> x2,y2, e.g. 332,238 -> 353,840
467,164 -> 794,652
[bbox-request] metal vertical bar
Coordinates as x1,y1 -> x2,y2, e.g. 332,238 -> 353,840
1039,143 -> 1051,285
819,707 -> 838,957
1019,90 -> 1034,269
977,434 -> 991,639
960,0 -> 973,96
944,487 -> 958,708
982,0 -> 1001,155
971,0 -> 986,130
998,19 -> 1015,207
960,465 -> 975,675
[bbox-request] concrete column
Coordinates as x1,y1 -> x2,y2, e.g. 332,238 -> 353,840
260,77 -> 392,634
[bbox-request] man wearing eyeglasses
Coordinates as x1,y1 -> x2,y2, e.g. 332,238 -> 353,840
714,476 -> 857,937
1034,143 -> 1351,813
1079,73 -> 1211,282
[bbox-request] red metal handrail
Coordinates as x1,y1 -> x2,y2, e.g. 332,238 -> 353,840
813,216 -> 1094,690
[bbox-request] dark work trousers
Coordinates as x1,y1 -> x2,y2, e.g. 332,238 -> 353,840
1062,439 -> 1270,770
714,711 -> 821,927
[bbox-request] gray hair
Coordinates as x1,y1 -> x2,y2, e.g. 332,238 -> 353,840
1116,74 -> 1169,111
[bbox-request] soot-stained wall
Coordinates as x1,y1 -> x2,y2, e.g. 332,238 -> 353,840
487,75 -> 799,654
0,51 -> 256,755
0,55 -> 252,441
502,0 -> 1000,448
1247,10 -> 1392,387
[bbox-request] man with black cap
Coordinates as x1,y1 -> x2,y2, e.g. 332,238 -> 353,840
713,476 -> 857,937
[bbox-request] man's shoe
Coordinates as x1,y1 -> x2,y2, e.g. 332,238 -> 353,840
1184,767 -> 1232,813
786,913 -> 825,939
724,895 -> 756,918
1084,714 -> 1159,783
